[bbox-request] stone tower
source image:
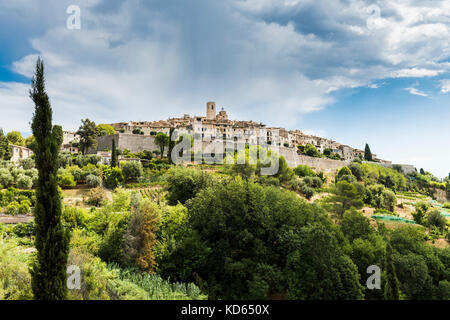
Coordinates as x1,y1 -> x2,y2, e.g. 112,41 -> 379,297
206,101 -> 216,120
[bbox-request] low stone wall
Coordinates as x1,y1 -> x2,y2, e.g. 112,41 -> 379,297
378,163 -> 416,175
94,134 -> 158,154
278,147 -> 350,172
93,135 -> 416,177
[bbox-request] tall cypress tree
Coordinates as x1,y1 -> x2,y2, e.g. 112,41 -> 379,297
29,58 -> 69,300
168,127 -> 175,164
384,243 -> 400,300
0,129 -> 11,160
364,143 -> 373,161
111,138 -> 117,167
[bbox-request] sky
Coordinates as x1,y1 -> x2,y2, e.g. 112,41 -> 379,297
0,0 -> 449,178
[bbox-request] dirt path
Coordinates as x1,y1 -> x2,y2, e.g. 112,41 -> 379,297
0,215 -> 33,224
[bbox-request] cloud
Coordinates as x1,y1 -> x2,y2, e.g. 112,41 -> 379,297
440,79 -> 450,93
404,87 -> 428,97
1,0 -> 450,133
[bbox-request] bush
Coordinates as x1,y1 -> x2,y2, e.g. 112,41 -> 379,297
337,166 -> 353,181
19,158 -> 35,170
165,167 -> 214,205
0,169 -> 14,188
84,187 -> 107,207
6,201 -> 19,215
294,165 -> 316,177
17,201 -> 30,215
121,161 -> 144,182
426,210 -> 447,230
58,172 -> 77,189
17,175 -> 33,190
302,186 -> 314,199
302,176 -> 323,189
86,174 -> 101,188
103,167 -> 124,190
338,174 -> 357,184
348,163 -> 363,181
0,241 -> 33,300
443,202 -> 450,209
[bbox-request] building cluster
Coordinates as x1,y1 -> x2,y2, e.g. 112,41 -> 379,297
107,101 -> 390,163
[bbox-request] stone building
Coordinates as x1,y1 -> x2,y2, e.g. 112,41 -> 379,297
61,131 -> 80,153
10,144 -> 33,163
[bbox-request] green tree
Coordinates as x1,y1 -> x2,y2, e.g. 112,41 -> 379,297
412,202 -> 430,225
165,167 -> 213,205
303,144 -> 321,157
285,224 -> 364,300
96,124 -> 116,136
348,163 -> 363,181
154,132 -> 169,157
121,161 -> 143,182
364,143 -> 373,161
275,156 -> 294,183
29,58 -> 70,300
324,181 -> 364,216
168,127 -> 175,164
384,243 -> 400,300
111,139 -> 117,168
25,135 -> 37,152
426,210 -> 446,231
340,208 -> 373,242
0,129 -> 11,160
294,165 -> 316,177
337,166 -> 353,181
123,199 -> 160,272
77,118 -> 99,155
7,131 -> 25,146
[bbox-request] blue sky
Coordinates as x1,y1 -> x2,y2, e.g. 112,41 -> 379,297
0,0 -> 449,178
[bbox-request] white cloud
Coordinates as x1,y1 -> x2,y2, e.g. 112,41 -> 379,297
1,0 -> 450,133
404,87 -> 428,97
440,79 -> 450,93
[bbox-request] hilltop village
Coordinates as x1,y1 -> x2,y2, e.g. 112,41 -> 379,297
105,101 -> 388,163
9,101 -> 417,175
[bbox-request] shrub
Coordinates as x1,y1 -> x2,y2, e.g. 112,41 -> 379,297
0,169 -> 14,188
302,176 -> 323,189
412,202 -> 430,225
123,199 -> 160,272
6,201 -> 19,215
348,163 -> 363,181
337,166 -> 353,180
121,161 -> 144,182
103,167 -> 124,190
303,144 -> 321,157
19,158 -> 35,170
86,174 -> 101,188
17,175 -> 33,190
294,165 -> 316,177
0,241 -> 34,300
17,201 -> 31,215
58,172 -> 77,189
338,174 -> 357,184
84,187 -> 107,207
426,210 -> 447,230
165,167 -> 214,205
67,247 -> 114,300
302,186 -> 314,199
443,202 -> 450,209
257,176 -> 281,187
